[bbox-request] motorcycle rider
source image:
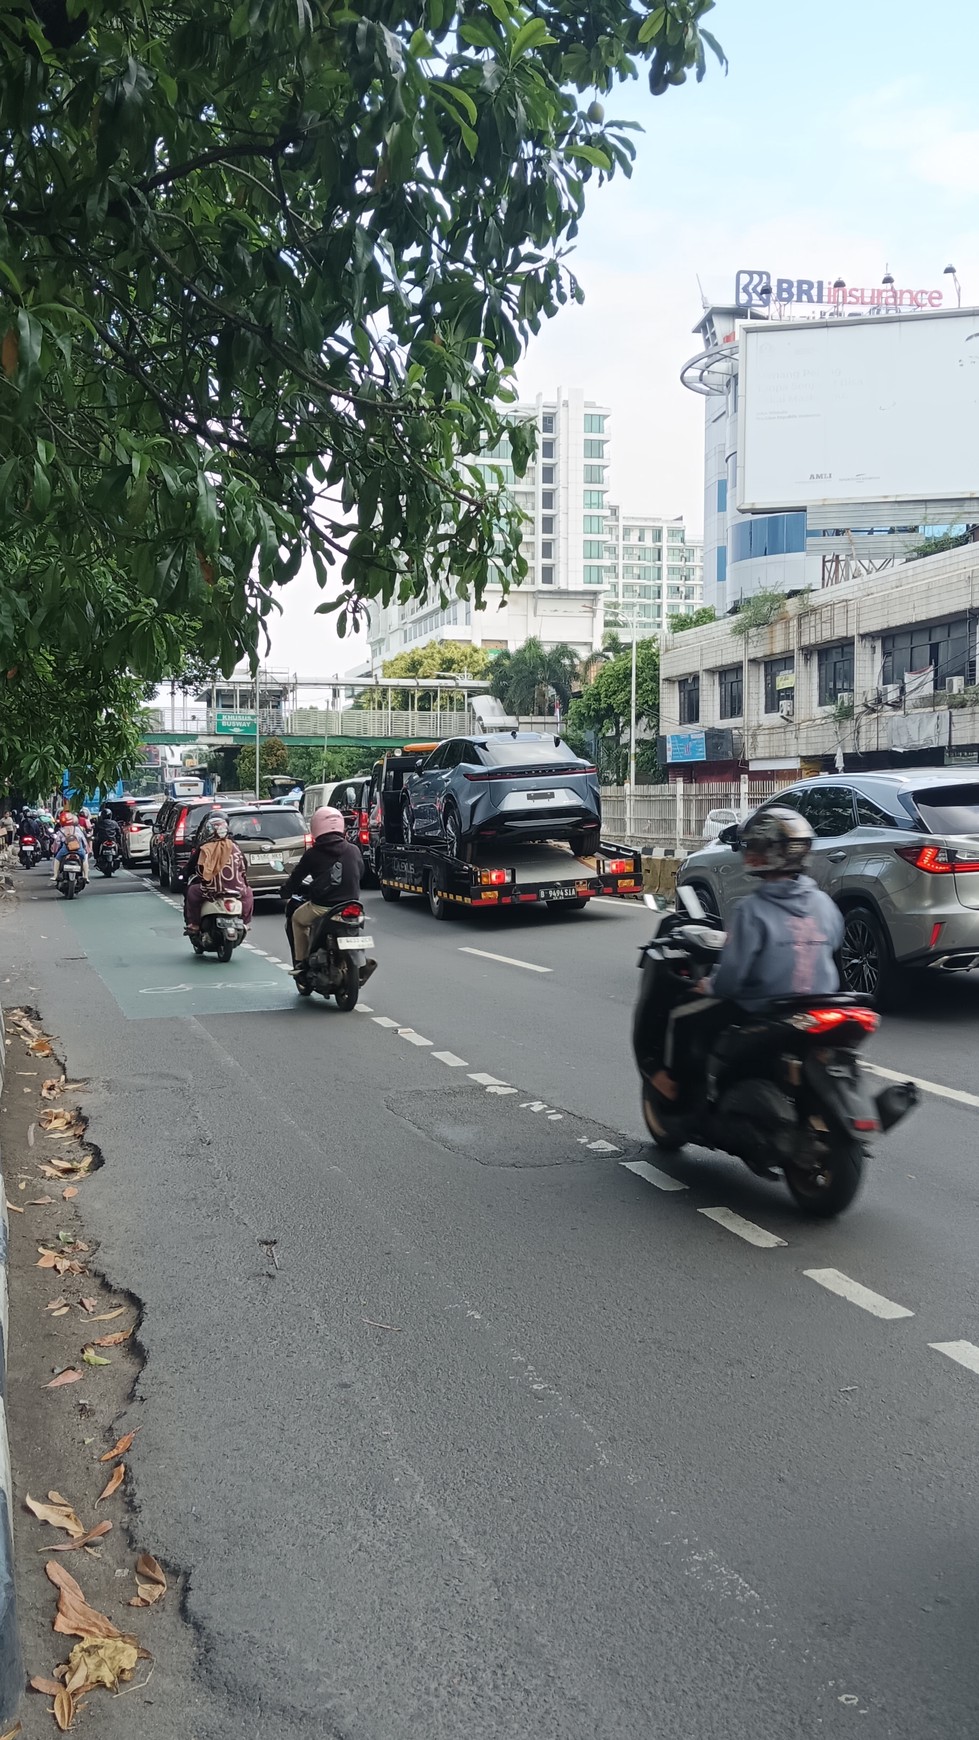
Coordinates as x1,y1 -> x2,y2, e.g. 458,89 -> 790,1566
652,808 -> 844,1107
93,804 -> 123,862
282,806 -> 363,975
51,814 -> 89,886
180,812 -> 253,935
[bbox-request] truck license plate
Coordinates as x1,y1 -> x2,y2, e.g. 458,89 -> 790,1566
540,884 -> 575,900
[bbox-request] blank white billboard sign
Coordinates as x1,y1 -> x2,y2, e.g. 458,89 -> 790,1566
737,308 -> 979,511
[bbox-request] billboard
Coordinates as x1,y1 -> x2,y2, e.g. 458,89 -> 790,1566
215,710 -> 256,734
737,307 -> 979,512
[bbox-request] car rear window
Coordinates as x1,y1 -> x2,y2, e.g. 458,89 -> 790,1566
910,785 -> 979,836
227,810 -> 304,842
134,807 -> 159,824
106,799 -> 137,823
479,739 -> 582,767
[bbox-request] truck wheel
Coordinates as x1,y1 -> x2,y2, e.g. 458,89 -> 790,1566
380,883 -> 401,903
569,830 -> 599,859
428,871 -> 453,920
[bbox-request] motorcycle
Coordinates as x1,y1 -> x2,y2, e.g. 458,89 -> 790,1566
19,834 -> 40,868
633,887 -> 918,1217
189,894 -> 247,963
56,852 -> 86,899
96,837 -> 122,877
285,893 -> 376,1011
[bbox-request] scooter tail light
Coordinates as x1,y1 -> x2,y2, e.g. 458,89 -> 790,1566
340,903 -> 363,919
792,1006 -> 879,1035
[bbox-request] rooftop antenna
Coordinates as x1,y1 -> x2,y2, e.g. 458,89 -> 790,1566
695,273 -> 709,311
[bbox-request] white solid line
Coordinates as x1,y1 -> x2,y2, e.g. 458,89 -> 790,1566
804,1268 -> 914,1320
458,946 -> 551,974
373,1016 -> 400,1028
699,1207 -> 787,1249
863,1059 -> 979,1112
621,1159 -> 688,1193
398,1029 -> 432,1047
929,1340 -> 979,1375
468,1071 -> 507,1086
432,1050 -> 468,1067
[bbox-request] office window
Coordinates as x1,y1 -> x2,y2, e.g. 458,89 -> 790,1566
542,413 -> 554,434
584,413 -> 606,433
730,512 -> 807,563
583,541 -> 604,559
583,565 -> 604,584
584,491 -> 604,508
542,439 -> 554,460
540,540 -> 553,560
584,466 -> 605,484
716,479 -> 727,513
583,440 -> 606,458
542,465 -> 555,484
817,641 -> 854,706
541,565 -> 554,585
583,515 -> 603,534
763,655 -> 795,714
718,664 -> 743,719
541,516 -> 554,535
542,491 -> 554,509
678,676 -> 700,725
716,546 -> 727,584
881,617 -> 970,691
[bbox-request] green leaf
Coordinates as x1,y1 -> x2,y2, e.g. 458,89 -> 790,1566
567,144 -> 612,170
484,0 -> 511,24
432,79 -> 478,124
637,6 -> 667,44
82,1350 -> 112,1367
512,17 -> 554,55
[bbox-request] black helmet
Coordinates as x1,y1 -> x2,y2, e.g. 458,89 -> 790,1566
740,806 -> 813,876
100,804 -> 112,817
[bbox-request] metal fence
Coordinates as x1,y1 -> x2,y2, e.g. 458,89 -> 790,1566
600,777 -> 797,853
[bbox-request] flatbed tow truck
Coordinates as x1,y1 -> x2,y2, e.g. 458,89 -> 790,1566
366,748 -> 642,920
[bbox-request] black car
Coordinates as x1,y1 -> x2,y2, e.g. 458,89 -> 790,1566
154,796 -> 238,890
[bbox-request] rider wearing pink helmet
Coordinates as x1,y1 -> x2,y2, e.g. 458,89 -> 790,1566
281,805 -> 364,973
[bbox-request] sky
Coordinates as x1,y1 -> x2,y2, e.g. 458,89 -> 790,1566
266,0 -> 979,680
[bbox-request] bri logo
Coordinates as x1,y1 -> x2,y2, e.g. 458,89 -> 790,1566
736,270 -> 827,308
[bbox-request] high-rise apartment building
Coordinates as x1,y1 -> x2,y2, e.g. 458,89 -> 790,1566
603,507 -> 703,636
366,387 -> 611,666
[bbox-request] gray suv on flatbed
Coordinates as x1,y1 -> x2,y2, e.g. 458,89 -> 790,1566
677,768 -> 979,999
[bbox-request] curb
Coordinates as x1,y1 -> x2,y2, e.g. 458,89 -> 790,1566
0,1004 -> 24,1722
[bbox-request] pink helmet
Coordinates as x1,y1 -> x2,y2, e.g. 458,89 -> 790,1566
310,806 -> 346,839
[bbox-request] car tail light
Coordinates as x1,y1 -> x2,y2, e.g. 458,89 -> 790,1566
791,1006 -> 880,1035
358,811 -> 370,845
174,808 -> 188,845
340,903 -> 363,919
126,823 -> 140,833
463,771 -> 489,783
896,844 -> 979,874
304,831 -> 313,848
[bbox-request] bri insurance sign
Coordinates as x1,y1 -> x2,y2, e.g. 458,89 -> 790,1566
735,270 -> 946,313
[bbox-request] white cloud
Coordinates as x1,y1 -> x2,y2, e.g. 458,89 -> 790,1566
846,85 -> 979,196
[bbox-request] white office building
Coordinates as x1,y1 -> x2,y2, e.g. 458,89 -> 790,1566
603,507 -> 703,635
366,387 -> 612,665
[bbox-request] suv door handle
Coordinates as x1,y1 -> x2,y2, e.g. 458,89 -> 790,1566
827,850 -> 847,861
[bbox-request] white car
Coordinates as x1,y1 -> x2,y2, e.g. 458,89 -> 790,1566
122,803 -> 162,865
701,807 -> 749,844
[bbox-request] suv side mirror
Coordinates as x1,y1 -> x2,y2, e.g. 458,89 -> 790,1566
718,823 -> 741,848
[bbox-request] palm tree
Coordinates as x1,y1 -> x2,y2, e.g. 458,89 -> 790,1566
489,638 -> 580,715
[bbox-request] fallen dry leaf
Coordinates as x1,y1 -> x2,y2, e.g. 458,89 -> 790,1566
66,1636 -> 139,1691
44,1370 -> 82,1390
99,1432 -> 135,1463
30,1197 -> 55,1206
50,1307 -> 70,1317
0,1722 -> 21,1740
45,1560 -> 126,1641
129,1553 -> 167,1607
88,1308 -> 124,1324
29,1675 -> 62,1694
41,1078 -> 64,1100
36,1251 -> 58,1269
24,1494 -> 85,1539
48,1520 -> 112,1554
61,1187 -> 78,1201
39,1108 -> 73,1131
79,1299 -> 97,1315
53,1686 -> 74,1731
96,1464 -> 124,1504
91,1329 -> 131,1348
81,1350 -> 111,1368
29,1038 -> 54,1057
45,1297 -> 69,1312
5,1200 -> 23,1214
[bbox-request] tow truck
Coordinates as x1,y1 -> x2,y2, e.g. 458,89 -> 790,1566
364,747 -> 642,919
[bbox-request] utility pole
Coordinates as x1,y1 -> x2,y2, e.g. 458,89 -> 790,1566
627,615 -> 638,843
254,666 -> 261,800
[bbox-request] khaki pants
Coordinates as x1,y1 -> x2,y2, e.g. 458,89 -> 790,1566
291,901 -> 329,963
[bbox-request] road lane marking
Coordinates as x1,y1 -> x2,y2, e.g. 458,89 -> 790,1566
929,1340 -> 979,1375
458,947 -> 551,974
804,1268 -> 914,1320
863,1059 -> 979,1112
469,1072 -> 508,1086
355,1004 -> 373,1014
432,1050 -> 468,1067
398,1028 -> 432,1047
699,1207 -> 787,1249
373,1016 -> 400,1028
621,1159 -> 688,1192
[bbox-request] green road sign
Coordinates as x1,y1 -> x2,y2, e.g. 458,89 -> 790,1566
215,710 -> 256,734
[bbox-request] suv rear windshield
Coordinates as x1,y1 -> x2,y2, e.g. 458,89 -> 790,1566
910,785 -> 979,836
227,810 -> 304,842
479,739 -> 582,767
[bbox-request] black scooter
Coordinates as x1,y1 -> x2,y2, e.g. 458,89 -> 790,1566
284,893 -> 376,1011
633,887 -> 918,1217
96,837 -> 121,877
56,850 -> 86,899
18,833 -> 40,868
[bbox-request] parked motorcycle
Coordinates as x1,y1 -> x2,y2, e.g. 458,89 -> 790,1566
285,893 -> 376,1011
19,834 -> 40,868
633,887 -> 918,1216
188,895 -> 247,963
56,853 -> 86,899
96,838 -> 121,878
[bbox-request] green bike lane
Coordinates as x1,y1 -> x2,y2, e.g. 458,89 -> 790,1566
55,872 -> 298,1019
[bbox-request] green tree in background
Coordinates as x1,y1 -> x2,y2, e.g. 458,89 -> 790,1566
489,638 -> 579,714
668,606 -> 716,634
356,641 -> 494,709
236,735 -> 289,795
567,639 -> 660,783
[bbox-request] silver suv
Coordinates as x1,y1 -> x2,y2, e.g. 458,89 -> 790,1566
677,768 -> 979,998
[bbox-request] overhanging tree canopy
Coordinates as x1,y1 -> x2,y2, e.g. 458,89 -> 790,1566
1,0 -> 724,692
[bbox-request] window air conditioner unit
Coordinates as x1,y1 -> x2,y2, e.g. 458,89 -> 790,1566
882,682 -> 902,707
778,696 -> 794,720
948,675 -> 966,695
837,692 -> 854,709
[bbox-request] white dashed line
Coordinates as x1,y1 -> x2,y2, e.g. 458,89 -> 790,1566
621,1159 -> 688,1192
699,1207 -> 787,1249
432,1050 -> 468,1067
249,947 -> 269,956
804,1268 -> 914,1320
458,947 -> 552,974
485,1084 -> 518,1095
355,1004 -> 373,1014
929,1340 -> 979,1376
863,1059 -> 979,1112
372,1016 -> 400,1029
398,1029 -> 432,1047
275,963 -> 293,972
468,1072 -> 508,1086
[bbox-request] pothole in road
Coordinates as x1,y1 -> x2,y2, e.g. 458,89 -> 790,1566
386,1087 -> 642,1168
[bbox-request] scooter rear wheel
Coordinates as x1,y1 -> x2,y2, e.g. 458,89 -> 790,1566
784,1139 -> 864,1218
641,1080 -> 686,1152
216,938 -> 234,964
334,958 -> 359,1012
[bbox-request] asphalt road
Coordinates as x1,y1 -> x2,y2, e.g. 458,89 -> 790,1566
5,862 -> 979,1739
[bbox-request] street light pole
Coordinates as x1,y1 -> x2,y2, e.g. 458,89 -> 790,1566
254,665 -> 261,800
627,616 -> 637,843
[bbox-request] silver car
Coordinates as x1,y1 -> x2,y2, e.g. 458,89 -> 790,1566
677,768 -> 979,998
